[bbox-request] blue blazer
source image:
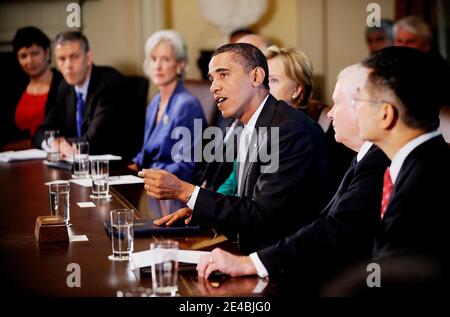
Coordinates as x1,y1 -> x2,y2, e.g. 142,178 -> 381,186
133,81 -> 206,181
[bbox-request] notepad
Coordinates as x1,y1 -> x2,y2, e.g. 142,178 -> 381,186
0,149 -> 47,162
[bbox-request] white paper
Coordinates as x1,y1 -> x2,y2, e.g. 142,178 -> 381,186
70,235 -> 89,242
0,149 -> 47,162
130,249 -> 210,270
44,180 -> 71,186
77,202 -> 96,208
70,175 -> 144,187
64,154 -> 122,163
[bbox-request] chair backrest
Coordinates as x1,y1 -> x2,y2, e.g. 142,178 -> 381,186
121,75 -> 150,159
184,79 -> 217,126
439,106 -> 450,144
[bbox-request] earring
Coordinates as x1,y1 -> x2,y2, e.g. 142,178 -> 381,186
292,94 -> 297,100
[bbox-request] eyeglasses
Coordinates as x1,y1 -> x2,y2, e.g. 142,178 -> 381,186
350,96 -> 392,107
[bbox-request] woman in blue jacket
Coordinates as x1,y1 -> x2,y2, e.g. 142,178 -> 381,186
129,30 -> 206,182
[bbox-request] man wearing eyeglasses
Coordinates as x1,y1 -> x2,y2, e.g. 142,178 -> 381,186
355,46 -> 450,290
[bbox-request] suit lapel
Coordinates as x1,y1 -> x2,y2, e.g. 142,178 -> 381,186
66,88 -> 76,133
81,66 -> 98,133
321,155 -> 358,215
238,94 -> 276,196
239,130 -> 267,196
382,136 -> 444,220
144,97 -> 159,144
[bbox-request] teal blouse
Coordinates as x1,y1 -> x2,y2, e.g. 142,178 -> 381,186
217,160 -> 238,196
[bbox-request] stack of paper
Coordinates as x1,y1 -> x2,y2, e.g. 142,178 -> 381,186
130,249 -> 210,270
64,154 -> 122,163
0,149 -> 47,162
70,175 -> 144,187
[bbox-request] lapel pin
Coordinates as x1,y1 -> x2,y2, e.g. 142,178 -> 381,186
163,114 -> 170,125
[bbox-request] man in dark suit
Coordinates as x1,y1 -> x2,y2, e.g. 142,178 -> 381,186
356,47 -> 450,263
194,117 -> 240,191
320,47 -> 450,296
140,43 -> 329,253
195,64 -> 390,291
34,31 -> 132,159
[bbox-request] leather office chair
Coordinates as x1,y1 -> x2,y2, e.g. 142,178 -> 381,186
184,79 -> 217,127
121,75 -> 149,160
439,105 -> 450,144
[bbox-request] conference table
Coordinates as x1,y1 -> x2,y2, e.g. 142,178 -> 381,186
0,159 -> 278,297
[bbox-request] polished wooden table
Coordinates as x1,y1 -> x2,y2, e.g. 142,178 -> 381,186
0,160 -> 277,297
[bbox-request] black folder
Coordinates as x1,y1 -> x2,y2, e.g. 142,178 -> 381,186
104,218 -> 202,237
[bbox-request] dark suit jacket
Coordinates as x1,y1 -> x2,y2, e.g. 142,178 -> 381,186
34,65 -> 132,158
373,135 -> 450,263
191,94 -> 330,253
194,118 -> 241,190
257,145 -> 390,286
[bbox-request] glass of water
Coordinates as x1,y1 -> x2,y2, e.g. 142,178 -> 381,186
109,209 -> 134,261
72,141 -> 89,178
44,130 -> 60,161
90,159 -> 111,199
48,181 -> 70,226
151,240 -> 179,296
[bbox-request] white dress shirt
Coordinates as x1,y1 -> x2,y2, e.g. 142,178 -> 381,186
389,131 -> 440,184
74,75 -> 91,103
187,94 -> 269,209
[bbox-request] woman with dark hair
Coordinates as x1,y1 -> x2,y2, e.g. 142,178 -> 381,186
1,26 -> 62,150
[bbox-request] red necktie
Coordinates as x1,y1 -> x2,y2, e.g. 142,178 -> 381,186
380,167 -> 393,219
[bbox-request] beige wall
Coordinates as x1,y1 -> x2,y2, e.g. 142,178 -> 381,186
1,0 -> 395,103
0,0 -> 74,52
323,0 -> 395,103
169,0 -> 300,81
168,0 -> 394,103
297,0 -> 395,103
83,0 -> 165,76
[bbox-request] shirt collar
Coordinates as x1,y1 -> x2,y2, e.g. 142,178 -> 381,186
357,141 -> 373,162
389,131 -> 441,184
244,94 -> 269,135
74,73 -> 91,102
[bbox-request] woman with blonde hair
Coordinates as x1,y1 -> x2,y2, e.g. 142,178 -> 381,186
263,45 -> 330,129
261,45 -> 354,196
